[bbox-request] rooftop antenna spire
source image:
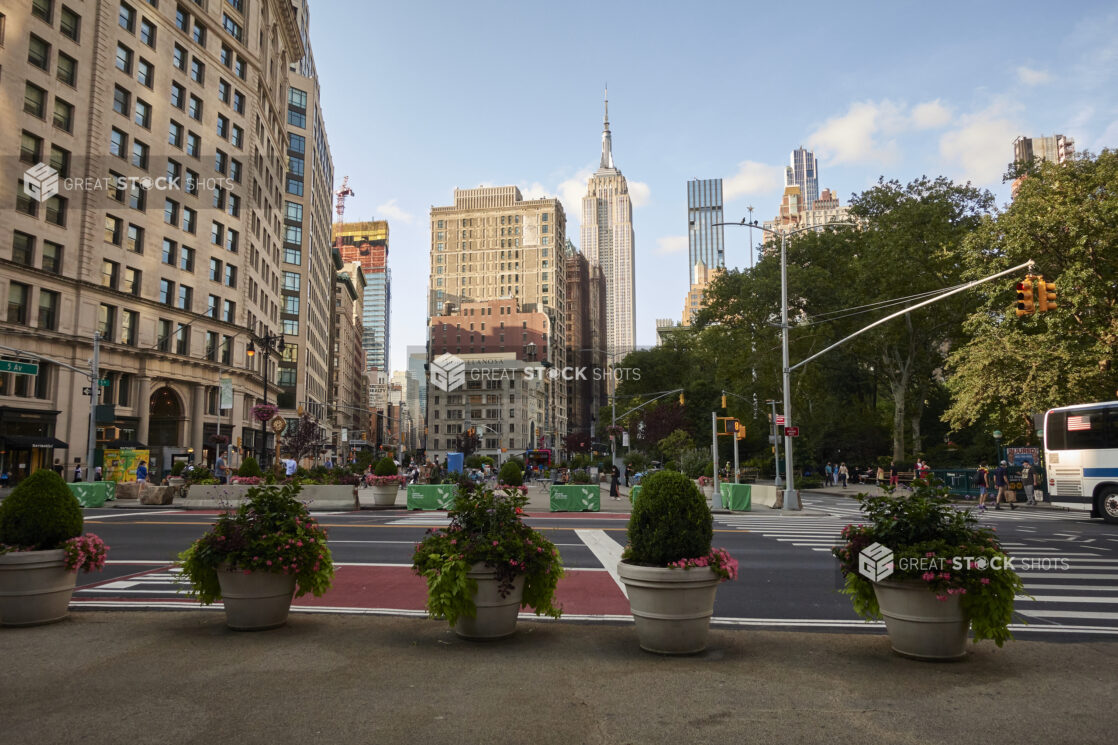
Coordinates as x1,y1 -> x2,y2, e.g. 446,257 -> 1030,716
600,85 -> 614,170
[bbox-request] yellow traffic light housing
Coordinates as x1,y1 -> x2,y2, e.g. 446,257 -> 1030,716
1037,277 -> 1057,312
679,392 -> 685,406
721,394 -> 727,409
1015,278 -> 1035,316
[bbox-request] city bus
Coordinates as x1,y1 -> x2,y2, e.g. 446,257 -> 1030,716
1043,401 -> 1118,524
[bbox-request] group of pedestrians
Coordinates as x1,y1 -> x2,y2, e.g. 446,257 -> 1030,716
975,460 -> 1044,510
823,462 -> 850,488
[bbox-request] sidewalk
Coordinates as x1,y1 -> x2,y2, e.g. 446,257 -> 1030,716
2,610 -> 1115,744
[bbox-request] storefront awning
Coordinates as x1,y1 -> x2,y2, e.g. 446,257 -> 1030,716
0,435 -> 68,449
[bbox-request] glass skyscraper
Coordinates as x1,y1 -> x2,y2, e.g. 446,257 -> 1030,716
687,178 -> 725,284
786,147 -> 819,207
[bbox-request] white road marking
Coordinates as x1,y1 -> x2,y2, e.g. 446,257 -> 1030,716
575,529 -> 627,598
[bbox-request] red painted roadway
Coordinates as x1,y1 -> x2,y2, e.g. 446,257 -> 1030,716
73,563 -> 633,616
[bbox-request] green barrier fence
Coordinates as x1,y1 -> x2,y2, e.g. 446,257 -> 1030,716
549,484 -> 600,512
720,483 -> 751,511
407,484 -> 457,511
69,482 -> 115,507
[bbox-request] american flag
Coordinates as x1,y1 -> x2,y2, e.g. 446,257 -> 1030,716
1067,415 -> 1092,431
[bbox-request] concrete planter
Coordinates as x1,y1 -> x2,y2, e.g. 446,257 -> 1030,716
872,579 -> 970,660
0,549 -> 76,627
617,561 -> 721,654
216,568 -> 297,631
363,484 -> 401,507
182,484 -> 357,511
68,482 -> 115,507
452,563 -> 525,640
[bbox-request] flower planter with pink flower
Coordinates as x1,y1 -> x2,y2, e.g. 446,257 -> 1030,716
177,482 -> 334,630
251,404 -> 279,422
0,470 -> 109,626
618,470 -> 738,654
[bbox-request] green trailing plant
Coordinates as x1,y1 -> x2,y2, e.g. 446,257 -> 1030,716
0,469 -> 84,550
622,470 -> 738,580
833,480 -> 1025,647
412,485 -> 562,626
177,482 -> 335,605
497,460 -> 523,486
237,457 -> 264,478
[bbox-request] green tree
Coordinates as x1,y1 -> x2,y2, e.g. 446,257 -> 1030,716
944,150 -> 1118,442
657,428 -> 694,464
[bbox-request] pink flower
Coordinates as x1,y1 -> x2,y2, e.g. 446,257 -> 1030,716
492,541 -> 499,546
266,560 -> 273,566
980,577 -> 991,585
922,572 -> 935,582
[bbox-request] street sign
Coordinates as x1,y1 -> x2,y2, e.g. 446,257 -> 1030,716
785,426 -> 800,437
775,415 -> 786,426
99,379 -> 111,386
82,387 -> 93,396
0,360 -> 39,375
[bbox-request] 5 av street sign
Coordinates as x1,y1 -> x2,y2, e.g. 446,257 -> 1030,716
0,360 -> 39,375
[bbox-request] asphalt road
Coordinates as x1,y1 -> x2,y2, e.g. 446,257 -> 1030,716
75,493 -> 1118,642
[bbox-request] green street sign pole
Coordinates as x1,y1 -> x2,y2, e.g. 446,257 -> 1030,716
0,360 -> 39,375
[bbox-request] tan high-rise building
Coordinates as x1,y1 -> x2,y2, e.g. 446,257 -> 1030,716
1,0 -> 311,478
564,243 -> 607,438
582,91 -> 635,365
279,0 -> 335,453
682,261 -> 721,326
332,262 -> 369,459
1010,134 -> 1075,197
428,186 -> 568,453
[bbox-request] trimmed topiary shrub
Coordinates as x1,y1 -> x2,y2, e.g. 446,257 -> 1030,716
237,457 -> 264,478
498,460 -> 523,486
570,469 -> 592,484
374,456 -> 398,477
171,461 -> 186,477
626,470 -> 712,566
0,469 -> 84,550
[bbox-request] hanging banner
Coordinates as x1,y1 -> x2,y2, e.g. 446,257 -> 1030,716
220,377 -> 233,410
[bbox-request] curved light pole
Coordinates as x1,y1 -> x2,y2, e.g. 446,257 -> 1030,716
715,218 -> 855,511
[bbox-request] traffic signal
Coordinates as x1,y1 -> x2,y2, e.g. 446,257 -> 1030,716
679,392 -> 685,405
736,421 -> 746,440
1037,277 -> 1057,312
1015,279 -> 1035,316
721,394 -> 727,409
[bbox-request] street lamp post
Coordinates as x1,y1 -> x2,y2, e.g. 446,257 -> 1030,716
715,218 -> 855,511
245,332 -> 285,467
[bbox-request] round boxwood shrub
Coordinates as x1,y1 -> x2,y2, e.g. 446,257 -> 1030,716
0,469 -> 84,550
498,460 -> 523,486
374,456 -> 398,477
626,470 -> 712,566
570,469 -> 592,485
237,457 -> 264,478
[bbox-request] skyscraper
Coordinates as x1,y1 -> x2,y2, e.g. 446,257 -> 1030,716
582,91 -> 636,364
785,147 -> 819,208
687,179 -> 724,285
1010,134 -> 1075,197
333,220 -> 391,378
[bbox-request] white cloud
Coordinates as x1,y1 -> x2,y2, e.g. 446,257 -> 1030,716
557,167 -> 594,219
938,102 -> 1023,186
375,198 -> 414,224
655,235 -> 687,255
628,180 -> 651,207
910,100 -> 953,129
723,160 -> 783,200
806,100 -> 906,165
519,181 -> 551,200
1016,66 -> 1052,86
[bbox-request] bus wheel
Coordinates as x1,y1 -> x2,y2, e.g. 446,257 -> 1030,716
1098,488 -> 1118,525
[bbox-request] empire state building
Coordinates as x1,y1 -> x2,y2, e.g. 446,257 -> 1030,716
581,91 -> 635,364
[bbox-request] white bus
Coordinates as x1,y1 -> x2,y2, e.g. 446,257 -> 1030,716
1043,401 -> 1118,524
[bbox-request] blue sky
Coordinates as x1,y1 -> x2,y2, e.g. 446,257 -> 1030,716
310,0 -> 1118,373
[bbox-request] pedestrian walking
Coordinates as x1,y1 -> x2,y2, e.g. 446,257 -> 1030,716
215,453 -> 228,485
825,462 -> 833,486
994,460 -> 1015,510
135,460 -> 148,485
1032,463 -> 1046,504
284,455 -> 297,478
1021,461 -> 1035,505
94,465 -> 102,481
876,465 -> 885,488
838,463 -> 849,489
609,465 -> 620,500
975,463 -> 989,510
73,463 -> 83,482
624,464 -> 632,488
888,461 -> 899,489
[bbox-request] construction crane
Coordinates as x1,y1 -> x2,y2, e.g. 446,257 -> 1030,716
334,176 -> 355,220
